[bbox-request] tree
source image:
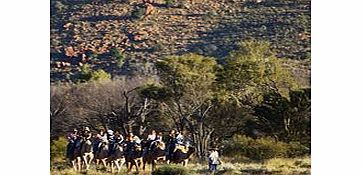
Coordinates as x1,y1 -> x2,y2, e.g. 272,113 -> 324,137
217,40 -> 298,107
254,88 -> 311,145
212,40 -> 299,141
152,54 -> 218,160
50,85 -> 79,139
70,77 -> 155,136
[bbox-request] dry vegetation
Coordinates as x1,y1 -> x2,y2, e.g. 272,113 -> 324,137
50,157 -> 310,175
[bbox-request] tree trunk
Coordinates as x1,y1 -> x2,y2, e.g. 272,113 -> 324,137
192,120 -> 213,161
138,113 -> 146,136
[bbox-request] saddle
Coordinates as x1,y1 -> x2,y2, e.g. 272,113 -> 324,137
174,145 -> 188,154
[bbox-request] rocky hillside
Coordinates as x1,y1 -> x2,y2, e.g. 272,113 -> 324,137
50,0 -> 310,85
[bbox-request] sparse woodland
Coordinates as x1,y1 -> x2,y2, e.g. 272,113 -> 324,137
50,0 -> 310,174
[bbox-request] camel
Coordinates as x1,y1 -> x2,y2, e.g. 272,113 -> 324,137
167,145 -> 195,167
94,142 -> 109,170
108,143 -> 126,173
67,140 -> 82,171
80,139 -> 94,170
142,141 -> 167,171
67,138 -> 93,171
125,143 -> 143,173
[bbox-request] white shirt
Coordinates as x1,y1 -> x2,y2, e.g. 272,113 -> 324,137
209,151 -> 220,164
134,136 -> 141,144
147,134 -> 156,140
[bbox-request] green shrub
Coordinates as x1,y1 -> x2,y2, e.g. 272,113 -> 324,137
152,43 -> 164,52
223,135 -> 309,161
78,65 -> 111,82
79,64 -> 92,81
165,0 -> 176,7
110,47 -> 125,67
90,69 -> 111,81
152,165 -> 190,175
131,6 -> 146,20
251,137 -> 289,160
89,53 -> 99,60
52,1 -> 67,14
287,142 -> 310,157
50,137 -> 68,161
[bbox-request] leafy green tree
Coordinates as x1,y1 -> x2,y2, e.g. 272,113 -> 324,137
152,54 -> 218,159
217,40 -> 298,106
254,88 -> 311,145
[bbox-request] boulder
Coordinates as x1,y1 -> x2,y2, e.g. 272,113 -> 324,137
145,3 -> 155,17
64,46 -> 77,57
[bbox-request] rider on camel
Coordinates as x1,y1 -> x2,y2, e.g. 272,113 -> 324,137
107,129 -> 115,156
66,128 -> 79,158
165,129 -> 177,157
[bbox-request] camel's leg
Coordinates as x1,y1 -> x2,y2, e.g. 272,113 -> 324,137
71,160 -> 77,171
111,161 -> 115,173
119,159 -> 125,172
76,157 -> 82,171
152,160 -> 156,171
115,160 -> 121,172
140,159 -> 144,171
127,162 -> 132,173
135,162 -> 139,172
82,155 -> 88,170
88,154 -> 94,170
183,159 -> 189,167
134,159 -> 140,172
94,159 -> 98,169
142,158 -> 146,171
101,159 -> 107,169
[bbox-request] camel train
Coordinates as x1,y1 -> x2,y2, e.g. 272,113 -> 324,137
66,129 -> 195,172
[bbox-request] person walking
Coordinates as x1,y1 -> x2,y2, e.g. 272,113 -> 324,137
208,148 -> 222,174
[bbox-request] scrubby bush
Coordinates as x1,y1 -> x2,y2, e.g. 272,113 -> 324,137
131,6 -> 146,20
110,47 -> 125,67
287,142 -> 310,157
51,1 -> 67,14
79,64 -> 92,81
78,65 -> 111,82
90,69 -> 111,81
223,135 -> 309,161
165,0 -> 176,7
50,137 -> 68,161
152,43 -> 164,52
152,165 -> 190,175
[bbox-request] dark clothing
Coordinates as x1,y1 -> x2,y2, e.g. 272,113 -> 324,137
93,139 -> 101,154
66,142 -> 75,158
165,134 -> 176,156
107,134 -> 115,156
209,164 -> 217,171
